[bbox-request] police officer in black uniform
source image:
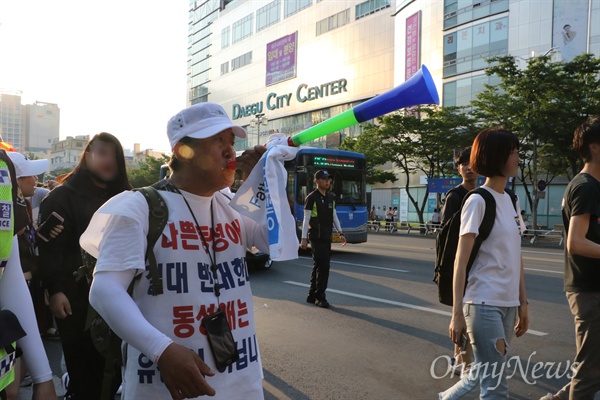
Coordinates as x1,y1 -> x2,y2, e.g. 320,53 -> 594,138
300,170 -> 346,308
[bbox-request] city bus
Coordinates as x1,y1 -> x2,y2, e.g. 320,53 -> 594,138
285,148 -> 368,244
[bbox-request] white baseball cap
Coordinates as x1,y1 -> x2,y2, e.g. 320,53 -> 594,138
6,152 -> 49,179
167,103 -> 247,150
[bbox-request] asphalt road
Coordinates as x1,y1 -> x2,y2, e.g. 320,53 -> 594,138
255,233 -> 573,400
21,233 -> 573,400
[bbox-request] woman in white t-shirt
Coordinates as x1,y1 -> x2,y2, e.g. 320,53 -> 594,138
440,127 -> 529,400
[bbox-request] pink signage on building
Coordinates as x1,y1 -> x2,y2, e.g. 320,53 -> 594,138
405,12 -> 420,81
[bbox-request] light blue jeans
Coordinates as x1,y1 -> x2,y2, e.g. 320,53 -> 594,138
440,304 -> 517,400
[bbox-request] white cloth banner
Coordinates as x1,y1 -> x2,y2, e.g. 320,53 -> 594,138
230,133 -> 299,261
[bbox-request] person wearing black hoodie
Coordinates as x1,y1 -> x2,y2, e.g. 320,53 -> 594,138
37,133 -> 131,400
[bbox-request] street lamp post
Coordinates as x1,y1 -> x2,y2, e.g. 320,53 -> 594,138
249,113 -> 268,145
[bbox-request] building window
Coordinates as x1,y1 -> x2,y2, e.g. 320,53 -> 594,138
443,16 -> 508,78
355,0 -> 390,20
443,74 -> 502,107
257,0 -> 281,32
221,61 -> 229,76
284,0 -> 312,18
316,9 -> 350,36
221,26 -> 230,49
444,0 -> 508,30
232,14 -> 253,44
231,51 -> 253,71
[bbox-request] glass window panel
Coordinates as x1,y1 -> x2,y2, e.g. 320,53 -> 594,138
456,27 -> 472,60
472,2 -> 490,20
490,0 -> 509,14
443,81 -> 457,106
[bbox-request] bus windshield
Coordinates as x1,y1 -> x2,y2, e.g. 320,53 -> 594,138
304,168 -> 366,205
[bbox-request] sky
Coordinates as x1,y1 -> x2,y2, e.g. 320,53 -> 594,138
0,0 -> 189,153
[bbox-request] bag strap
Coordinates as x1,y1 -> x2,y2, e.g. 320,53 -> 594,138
504,188 -> 518,213
461,188 -> 496,273
133,187 -> 168,296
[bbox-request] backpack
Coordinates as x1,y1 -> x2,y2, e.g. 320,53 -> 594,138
80,186 -> 168,399
433,187 -> 517,306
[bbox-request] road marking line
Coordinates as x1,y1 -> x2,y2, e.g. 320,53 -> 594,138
283,281 -> 548,336
298,256 -> 409,273
262,380 -> 292,400
523,256 -> 563,264
525,268 -> 563,274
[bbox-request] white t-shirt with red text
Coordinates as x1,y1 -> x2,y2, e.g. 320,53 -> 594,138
81,188 -> 267,400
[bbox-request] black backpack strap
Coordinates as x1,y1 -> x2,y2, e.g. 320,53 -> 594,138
504,188 -> 518,213
461,188 -> 496,273
134,187 -> 168,296
471,188 -> 496,241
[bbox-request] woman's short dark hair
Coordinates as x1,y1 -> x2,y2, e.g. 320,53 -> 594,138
470,127 -> 519,177
573,116 -> 600,163
454,146 -> 472,166
168,136 -> 199,172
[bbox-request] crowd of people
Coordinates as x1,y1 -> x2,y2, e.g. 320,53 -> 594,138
0,106 -> 598,400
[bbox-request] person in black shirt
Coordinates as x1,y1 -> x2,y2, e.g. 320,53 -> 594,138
38,133 -> 131,400
441,147 -> 477,225
440,147 -> 477,376
548,116 -> 600,400
300,170 -> 345,308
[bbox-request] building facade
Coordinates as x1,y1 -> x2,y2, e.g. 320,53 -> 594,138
186,0 -> 600,228
375,0 -> 599,228
187,0 -> 396,150
0,91 -> 24,150
48,135 -> 89,172
0,92 -> 60,154
24,101 -> 60,152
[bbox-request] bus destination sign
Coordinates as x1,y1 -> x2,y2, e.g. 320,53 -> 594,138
312,156 -> 356,169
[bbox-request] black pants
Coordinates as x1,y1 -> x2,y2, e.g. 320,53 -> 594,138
308,238 -> 332,300
56,285 -> 119,400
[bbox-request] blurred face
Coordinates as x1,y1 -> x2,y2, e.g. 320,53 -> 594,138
17,176 -> 37,197
457,162 -> 476,183
502,148 -> 521,177
85,141 -> 118,182
178,129 -> 236,191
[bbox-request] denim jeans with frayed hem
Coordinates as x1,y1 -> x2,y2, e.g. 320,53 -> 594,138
440,304 -> 517,400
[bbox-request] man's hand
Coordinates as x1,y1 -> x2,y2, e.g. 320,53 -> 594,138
236,145 -> 267,180
49,292 -> 72,319
300,239 -> 308,250
340,234 -> 347,247
158,342 -> 216,400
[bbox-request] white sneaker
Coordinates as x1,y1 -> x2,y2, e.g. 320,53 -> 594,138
19,374 -> 33,387
61,372 -> 70,390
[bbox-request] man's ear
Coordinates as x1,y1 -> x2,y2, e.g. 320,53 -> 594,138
172,142 -> 195,164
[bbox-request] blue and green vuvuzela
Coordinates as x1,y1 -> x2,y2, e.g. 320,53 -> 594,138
287,65 -> 439,147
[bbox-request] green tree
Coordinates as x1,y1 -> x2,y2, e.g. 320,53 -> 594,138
339,132 -> 397,185
342,106 -> 477,227
127,155 -> 171,188
472,53 -> 600,229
